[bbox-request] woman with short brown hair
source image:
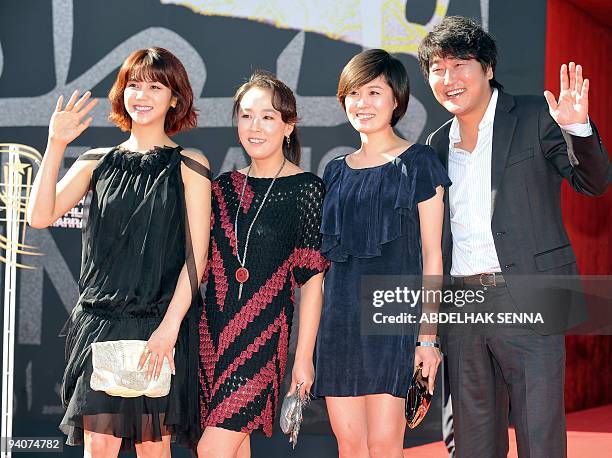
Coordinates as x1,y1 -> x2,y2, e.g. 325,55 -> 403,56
314,49 -> 450,458
28,47 -> 210,457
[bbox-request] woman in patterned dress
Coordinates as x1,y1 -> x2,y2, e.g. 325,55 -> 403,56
27,47 -> 211,456
197,71 -> 328,457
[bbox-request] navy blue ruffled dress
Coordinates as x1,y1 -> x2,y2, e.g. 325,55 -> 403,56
313,144 -> 451,398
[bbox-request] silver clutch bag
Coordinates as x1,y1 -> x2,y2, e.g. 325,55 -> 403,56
90,340 -> 173,398
280,382 -> 311,449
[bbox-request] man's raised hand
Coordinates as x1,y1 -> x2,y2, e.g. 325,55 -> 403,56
544,62 -> 589,126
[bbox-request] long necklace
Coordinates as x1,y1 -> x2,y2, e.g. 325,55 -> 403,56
234,158 -> 286,300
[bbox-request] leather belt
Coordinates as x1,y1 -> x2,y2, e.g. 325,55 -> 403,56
451,272 -> 506,288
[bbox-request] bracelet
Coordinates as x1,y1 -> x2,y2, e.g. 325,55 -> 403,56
416,341 -> 439,348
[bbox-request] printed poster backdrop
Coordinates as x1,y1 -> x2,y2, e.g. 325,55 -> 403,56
0,0 -> 546,455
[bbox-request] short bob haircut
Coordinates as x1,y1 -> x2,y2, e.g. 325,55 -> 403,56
418,16 -> 503,90
108,47 -> 197,136
337,49 -> 410,127
233,70 -> 301,166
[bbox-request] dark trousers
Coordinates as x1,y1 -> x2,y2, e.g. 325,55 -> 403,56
444,286 -> 567,458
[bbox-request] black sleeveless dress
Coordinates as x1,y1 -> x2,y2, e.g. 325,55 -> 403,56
59,145 -> 210,450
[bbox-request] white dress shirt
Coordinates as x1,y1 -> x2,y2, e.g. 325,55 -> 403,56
447,89 -> 592,276
448,89 -> 501,276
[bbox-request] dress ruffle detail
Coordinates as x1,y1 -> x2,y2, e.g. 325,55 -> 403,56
320,145 -> 451,262
109,145 -> 180,173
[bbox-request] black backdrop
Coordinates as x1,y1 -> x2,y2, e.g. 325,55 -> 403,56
0,0 -> 546,456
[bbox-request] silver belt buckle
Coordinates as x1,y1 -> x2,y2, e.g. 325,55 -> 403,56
479,273 -> 496,287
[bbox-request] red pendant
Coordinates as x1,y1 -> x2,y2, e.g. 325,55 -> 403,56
235,267 -> 249,283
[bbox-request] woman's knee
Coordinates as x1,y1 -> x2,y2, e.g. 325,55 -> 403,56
196,436 -> 211,457
366,430 -> 404,458
84,433 -> 120,457
197,439 -> 234,458
332,425 -> 368,456
136,438 -> 170,458
337,438 -> 368,457
197,428 -> 245,458
328,401 -> 369,457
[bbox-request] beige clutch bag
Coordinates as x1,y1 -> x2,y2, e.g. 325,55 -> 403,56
90,340 -> 173,398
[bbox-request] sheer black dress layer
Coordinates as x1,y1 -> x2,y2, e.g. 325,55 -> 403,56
60,145 -> 210,450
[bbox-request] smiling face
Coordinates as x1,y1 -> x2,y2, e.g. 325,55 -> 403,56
237,86 -> 293,161
343,74 -> 397,134
428,56 -> 493,119
123,80 -> 177,129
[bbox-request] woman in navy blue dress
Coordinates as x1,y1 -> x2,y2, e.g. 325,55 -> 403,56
314,49 -> 451,457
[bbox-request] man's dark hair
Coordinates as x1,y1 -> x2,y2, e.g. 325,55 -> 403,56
418,16 -> 503,89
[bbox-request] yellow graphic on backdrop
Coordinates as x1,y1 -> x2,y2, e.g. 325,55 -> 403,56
162,0 -> 450,56
0,143 -> 43,269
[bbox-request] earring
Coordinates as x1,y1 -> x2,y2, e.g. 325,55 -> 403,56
285,136 -> 290,147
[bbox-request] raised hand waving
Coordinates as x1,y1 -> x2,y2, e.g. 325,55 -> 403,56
544,62 -> 589,126
49,90 -> 98,145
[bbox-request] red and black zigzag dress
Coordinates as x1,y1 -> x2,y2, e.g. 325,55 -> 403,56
199,170 -> 328,436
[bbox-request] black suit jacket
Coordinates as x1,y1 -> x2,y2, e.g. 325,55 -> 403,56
428,90 -> 610,334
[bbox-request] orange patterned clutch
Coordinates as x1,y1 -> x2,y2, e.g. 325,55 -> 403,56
405,364 -> 432,429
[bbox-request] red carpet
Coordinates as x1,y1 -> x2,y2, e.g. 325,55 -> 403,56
404,404 -> 612,457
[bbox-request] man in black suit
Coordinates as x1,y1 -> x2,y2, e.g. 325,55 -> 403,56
417,16 -> 609,458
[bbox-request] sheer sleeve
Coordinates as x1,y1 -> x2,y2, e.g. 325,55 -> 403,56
181,154 -> 212,181
76,151 -> 106,161
292,175 -> 330,287
180,151 -> 212,298
176,150 -> 212,440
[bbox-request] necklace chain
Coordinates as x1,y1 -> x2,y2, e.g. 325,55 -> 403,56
234,158 -> 286,270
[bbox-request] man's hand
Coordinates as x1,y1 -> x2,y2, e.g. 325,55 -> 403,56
544,62 -> 589,126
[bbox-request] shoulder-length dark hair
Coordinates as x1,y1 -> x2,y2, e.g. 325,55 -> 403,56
108,47 -> 198,135
233,71 -> 301,165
